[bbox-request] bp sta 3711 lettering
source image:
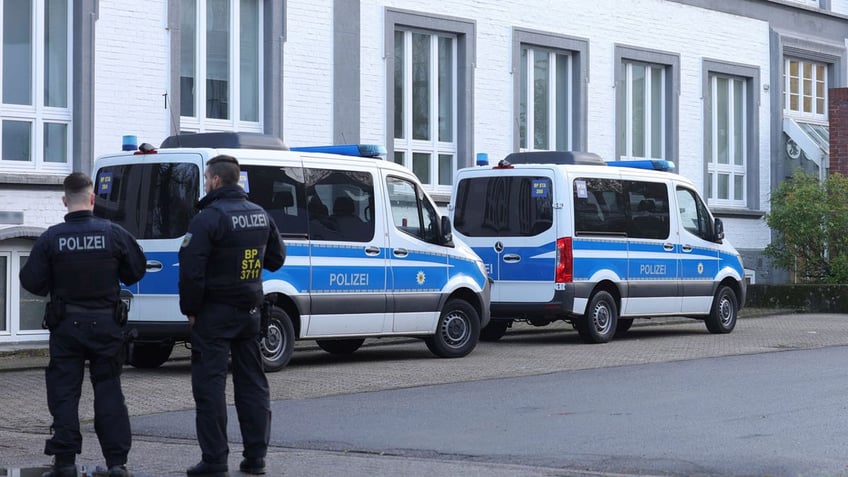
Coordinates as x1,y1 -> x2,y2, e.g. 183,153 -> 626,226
240,248 -> 262,280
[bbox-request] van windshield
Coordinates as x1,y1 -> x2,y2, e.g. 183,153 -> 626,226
94,163 -> 200,239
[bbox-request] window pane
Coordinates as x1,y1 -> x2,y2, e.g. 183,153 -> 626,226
3,0 -> 33,105
555,53 -> 570,151
412,152 -> 430,183
412,32 -> 430,140
394,150 -> 404,166
19,256 -> 45,331
717,173 -> 729,200
3,120 -> 32,162
519,48 -> 528,149
438,36 -> 453,142
630,63 -> 645,157
706,172 -> 713,199
43,122 -> 67,163
180,0 -> 197,117
239,0 -> 259,121
717,77 -> 728,165
44,0 -> 68,108
242,165 -> 307,237
0,256 -> 6,331
733,79 -> 744,166
734,174 -> 744,201
438,154 -> 452,185
650,67 -> 663,159
306,168 -> 375,242
206,0 -> 230,119
394,31 -> 404,139
533,49 -> 549,150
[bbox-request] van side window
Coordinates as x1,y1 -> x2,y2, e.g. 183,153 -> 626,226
305,168 -> 375,242
573,178 -> 626,235
625,181 -> 670,239
387,176 -> 441,244
241,165 -> 307,238
454,176 -> 553,237
676,186 -> 712,240
94,163 -> 199,239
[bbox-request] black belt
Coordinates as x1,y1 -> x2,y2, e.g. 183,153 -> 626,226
65,304 -> 113,315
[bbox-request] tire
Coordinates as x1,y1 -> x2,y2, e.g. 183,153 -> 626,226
479,320 -> 510,342
574,290 -> 617,344
425,299 -> 480,358
261,306 -> 296,372
614,318 -> 634,338
705,285 -> 738,334
316,338 -> 365,355
127,342 -> 174,369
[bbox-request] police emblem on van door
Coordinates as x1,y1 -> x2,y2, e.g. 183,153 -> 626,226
416,271 -> 426,285
494,241 -> 504,253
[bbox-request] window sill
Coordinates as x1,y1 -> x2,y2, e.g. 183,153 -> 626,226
710,207 -> 764,219
0,173 -> 65,186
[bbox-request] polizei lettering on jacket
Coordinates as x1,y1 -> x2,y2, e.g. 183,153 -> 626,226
231,213 -> 268,230
57,234 -> 106,252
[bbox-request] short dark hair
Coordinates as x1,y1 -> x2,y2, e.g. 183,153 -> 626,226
63,172 -> 93,194
206,155 -> 241,186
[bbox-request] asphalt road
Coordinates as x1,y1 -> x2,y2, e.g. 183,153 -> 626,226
3,313 -> 848,476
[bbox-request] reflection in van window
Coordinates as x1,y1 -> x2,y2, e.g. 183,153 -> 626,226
387,176 -> 440,243
305,168 -> 375,242
573,178 -> 626,235
242,165 -> 307,238
625,181 -> 670,240
94,163 -> 199,239
454,176 -> 553,237
676,186 -> 712,240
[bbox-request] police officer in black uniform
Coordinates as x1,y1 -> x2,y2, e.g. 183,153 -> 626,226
20,172 -> 146,477
179,155 -> 285,477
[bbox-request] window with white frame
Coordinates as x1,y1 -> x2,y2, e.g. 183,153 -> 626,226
392,29 -> 457,190
707,74 -> 748,207
180,0 -> 262,133
1,0 -> 72,172
620,61 -> 666,160
519,47 -> 572,151
0,241 -> 48,341
784,58 -> 827,120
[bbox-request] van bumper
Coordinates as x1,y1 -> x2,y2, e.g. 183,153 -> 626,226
490,286 -> 575,319
125,321 -> 190,343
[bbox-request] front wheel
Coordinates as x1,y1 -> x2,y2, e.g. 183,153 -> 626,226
261,306 -> 295,372
316,338 -> 365,355
425,299 -> 480,358
479,320 -> 510,342
127,342 -> 174,369
574,290 -> 617,344
705,285 -> 738,334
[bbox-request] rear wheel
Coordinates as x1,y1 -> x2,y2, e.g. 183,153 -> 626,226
425,299 -> 480,358
705,285 -> 738,334
574,291 -> 617,344
127,342 -> 174,369
479,320 -> 510,342
261,306 -> 295,372
316,338 -> 365,355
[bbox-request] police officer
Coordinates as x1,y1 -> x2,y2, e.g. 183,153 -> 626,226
179,155 -> 285,476
20,172 -> 146,477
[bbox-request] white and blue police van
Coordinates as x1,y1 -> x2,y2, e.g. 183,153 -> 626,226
93,132 -> 490,371
450,151 -> 745,343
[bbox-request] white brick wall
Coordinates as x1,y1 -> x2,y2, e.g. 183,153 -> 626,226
1,190 -> 65,229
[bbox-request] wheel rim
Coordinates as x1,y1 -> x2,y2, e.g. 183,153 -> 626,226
261,323 -> 284,360
591,301 -> 613,334
440,310 -> 470,348
718,294 -> 734,327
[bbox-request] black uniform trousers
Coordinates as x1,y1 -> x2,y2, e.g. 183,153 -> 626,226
45,310 -> 130,467
190,302 -> 271,465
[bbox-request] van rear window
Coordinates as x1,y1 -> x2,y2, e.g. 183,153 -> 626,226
94,163 -> 200,240
454,176 -> 553,237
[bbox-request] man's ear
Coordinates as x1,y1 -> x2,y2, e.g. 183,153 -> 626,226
89,192 -> 95,206
62,196 -> 68,207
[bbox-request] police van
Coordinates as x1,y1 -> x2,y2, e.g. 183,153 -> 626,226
450,151 -> 745,343
93,132 -> 490,371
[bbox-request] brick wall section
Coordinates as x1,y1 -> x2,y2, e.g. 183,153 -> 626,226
830,88 -> 848,176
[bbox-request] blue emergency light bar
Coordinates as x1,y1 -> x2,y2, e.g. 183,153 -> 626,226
605,159 -> 675,172
290,144 -> 387,158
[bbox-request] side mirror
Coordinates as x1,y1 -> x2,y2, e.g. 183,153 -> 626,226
440,216 -> 454,247
714,217 -> 725,242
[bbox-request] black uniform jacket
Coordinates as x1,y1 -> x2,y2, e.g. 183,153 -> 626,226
20,210 -> 146,308
178,185 -> 285,316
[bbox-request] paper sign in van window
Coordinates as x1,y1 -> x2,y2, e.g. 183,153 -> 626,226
531,179 -> 551,198
239,171 -> 250,193
575,180 -> 588,199
98,172 -> 113,195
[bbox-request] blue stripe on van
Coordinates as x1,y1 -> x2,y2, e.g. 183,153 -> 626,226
573,238 -> 627,281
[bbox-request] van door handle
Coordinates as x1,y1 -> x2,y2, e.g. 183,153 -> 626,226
394,248 -> 409,258
663,243 -> 675,252
365,246 -> 381,256
146,260 -> 163,271
681,244 -> 693,253
503,254 -> 521,263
